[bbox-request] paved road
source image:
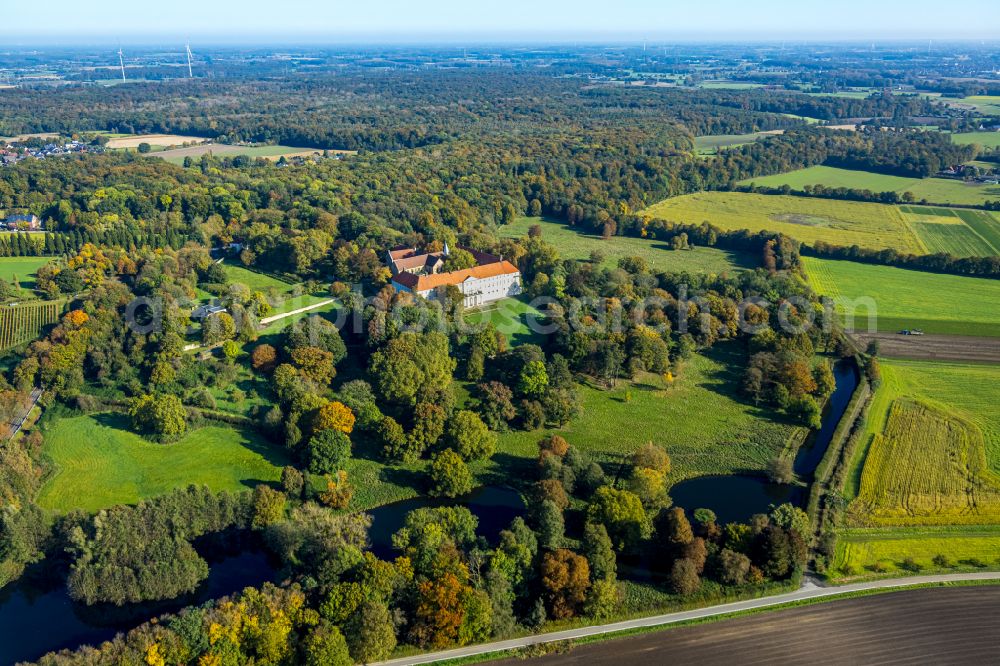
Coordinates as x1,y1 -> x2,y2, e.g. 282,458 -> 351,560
183,299 -> 337,350
372,572 -> 1000,666
259,299 -> 335,325
4,387 -> 41,441
494,585 -> 1000,666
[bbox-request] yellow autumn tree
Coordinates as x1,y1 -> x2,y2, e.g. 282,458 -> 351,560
314,400 -> 355,434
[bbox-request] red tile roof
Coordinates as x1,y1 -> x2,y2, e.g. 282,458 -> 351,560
393,260 -> 520,292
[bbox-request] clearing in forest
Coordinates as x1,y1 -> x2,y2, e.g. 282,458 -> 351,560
500,216 -> 754,274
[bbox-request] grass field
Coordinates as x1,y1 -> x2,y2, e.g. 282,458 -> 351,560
802,256 -> 1000,337
495,344 -> 804,485
955,96 -> 1000,116
833,525 -> 1000,575
739,165 -> 1000,207
500,216 -> 754,274
900,206 -> 1000,257
154,144 -> 350,165
693,131 -> 782,155
0,256 -> 51,293
221,263 -> 295,292
37,414 -> 291,512
464,296 -> 544,347
644,192 -> 924,254
950,131 -> 1000,149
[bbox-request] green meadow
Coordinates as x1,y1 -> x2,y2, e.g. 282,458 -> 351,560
740,165 -> 1000,207
951,131 -> 1000,149
500,216 -> 753,274
38,414 -> 290,512
496,345 -> 804,486
464,296 -> 545,347
0,256 -> 50,294
803,256 -> 1000,337
693,131 -> 780,154
900,206 -> 1000,257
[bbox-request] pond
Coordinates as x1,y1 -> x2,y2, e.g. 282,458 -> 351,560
668,358 -> 858,524
0,539 -> 279,666
667,474 -> 806,525
366,485 -> 527,559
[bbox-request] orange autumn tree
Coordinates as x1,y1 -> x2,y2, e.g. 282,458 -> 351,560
319,470 -> 354,509
314,401 -> 355,434
540,549 -> 591,619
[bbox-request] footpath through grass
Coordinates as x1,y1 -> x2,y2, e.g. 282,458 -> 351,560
38,414 -> 290,512
500,216 -> 753,275
802,256 -> 1000,337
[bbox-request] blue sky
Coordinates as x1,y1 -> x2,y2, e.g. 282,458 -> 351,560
8,0 -> 1000,42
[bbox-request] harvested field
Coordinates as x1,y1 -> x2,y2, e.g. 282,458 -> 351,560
851,399 -> 1000,527
153,143 -> 355,165
104,134 -> 206,149
644,192 -> 923,253
851,332 -> 1000,363
503,587 -> 1000,666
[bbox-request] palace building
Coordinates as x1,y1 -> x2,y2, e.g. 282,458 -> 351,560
388,243 -> 521,309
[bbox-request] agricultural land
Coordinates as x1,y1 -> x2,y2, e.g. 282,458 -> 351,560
739,165 -> 1000,207
833,359 -> 1000,576
643,192 -> 925,253
802,256 -> 1000,337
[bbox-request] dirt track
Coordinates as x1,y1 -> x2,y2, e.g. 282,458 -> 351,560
503,586 -> 1000,666
851,332 -> 1000,363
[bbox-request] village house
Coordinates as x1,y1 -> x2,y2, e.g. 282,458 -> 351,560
388,243 -> 521,309
3,214 -> 41,231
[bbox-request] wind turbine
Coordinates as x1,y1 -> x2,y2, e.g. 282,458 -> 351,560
185,43 -> 194,77
118,47 -> 126,82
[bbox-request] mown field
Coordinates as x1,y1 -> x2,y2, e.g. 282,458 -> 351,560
500,216 -> 754,274
802,256 -> 1000,337
0,255 -> 51,293
38,414 -> 290,512
740,165 -> 1000,207
464,296 -> 544,347
221,262 -> 296,292
832,359 -> 1000,576
693,131 -> 781,155
900,206 -> 1000,257
496,344 -> 804,486
833,525 -> 1000,575
154,144 -> 350,165
950,131 -> 1000,149
643,192 -> 924,254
